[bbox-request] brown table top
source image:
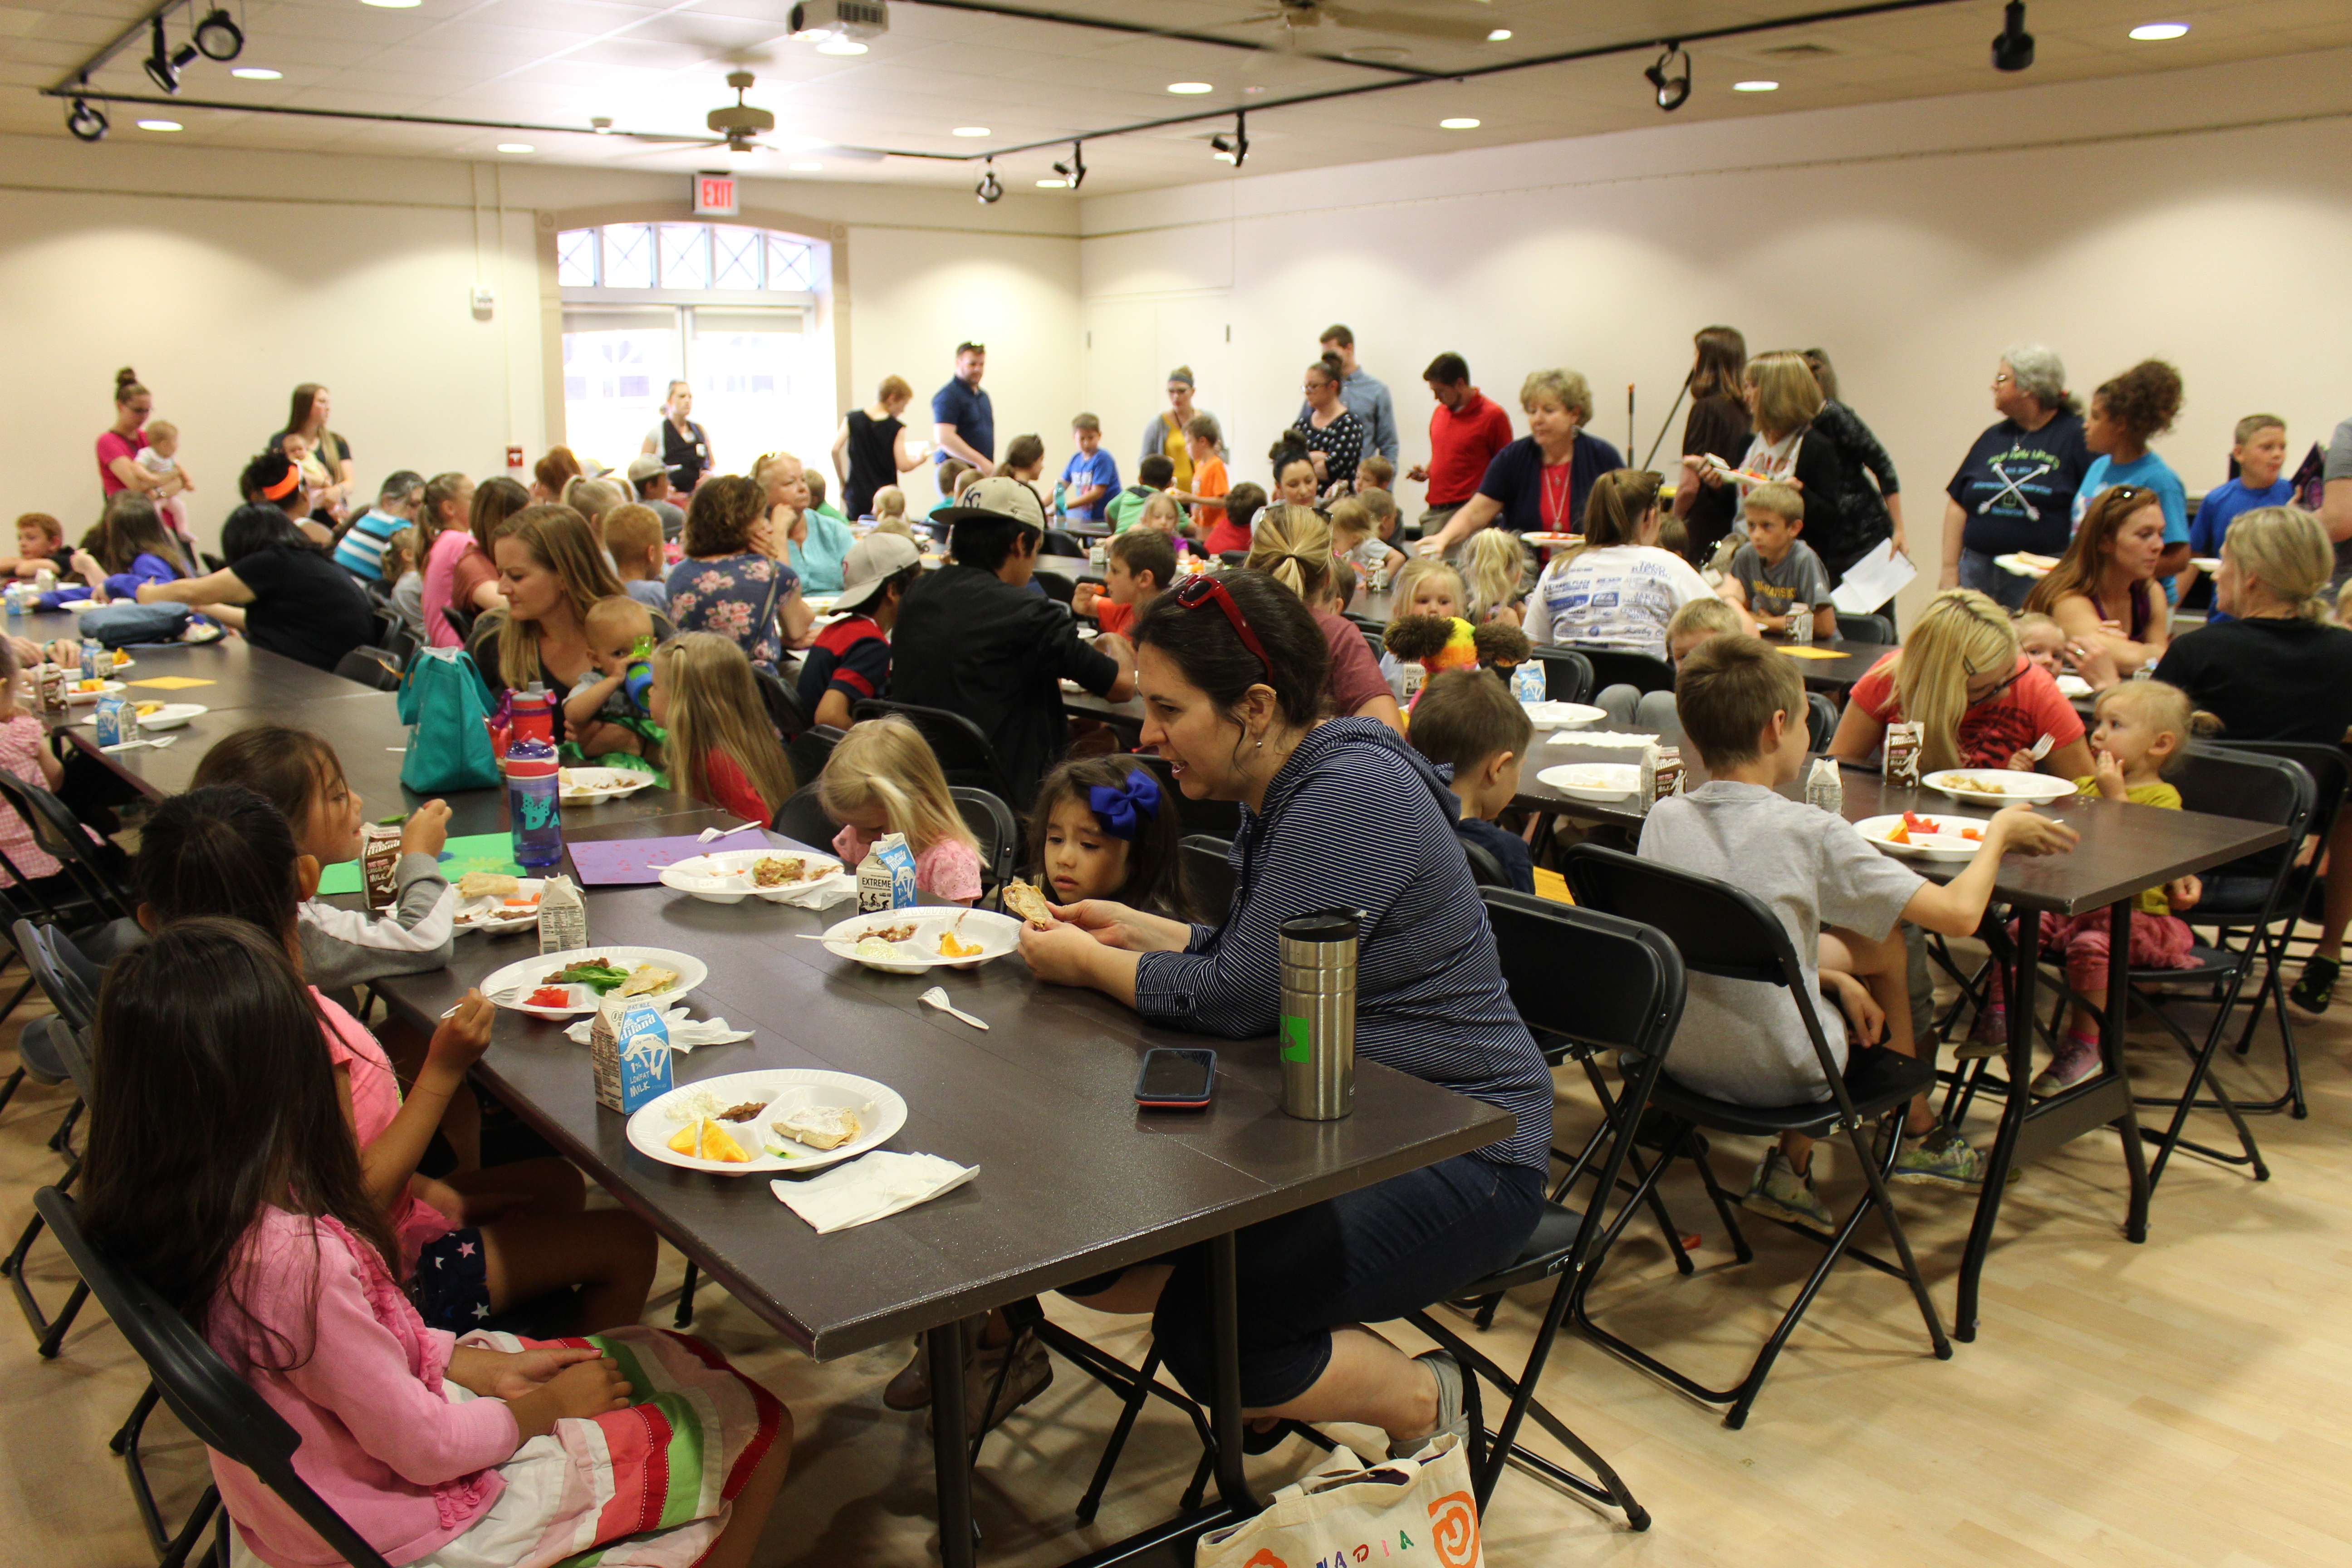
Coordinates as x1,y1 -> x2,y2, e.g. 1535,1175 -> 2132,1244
1520,726 -> 2287,916
370,820 -> 1514,1361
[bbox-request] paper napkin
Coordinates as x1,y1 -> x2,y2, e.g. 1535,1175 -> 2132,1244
772,1151 -> 977,1234
1546,730 -> 1659,750
564,1006 -> 750,1054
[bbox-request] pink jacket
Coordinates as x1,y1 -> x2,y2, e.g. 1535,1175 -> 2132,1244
207,1209 -> 516,1566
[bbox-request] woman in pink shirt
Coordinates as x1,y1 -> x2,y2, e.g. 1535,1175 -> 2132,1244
79,920 -> 791,1568
98,366 -> 173,503
422,474 -> 523,648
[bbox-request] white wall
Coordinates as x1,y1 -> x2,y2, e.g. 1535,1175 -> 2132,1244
1077,49 -> 2352,622
0,134 -> 1082,543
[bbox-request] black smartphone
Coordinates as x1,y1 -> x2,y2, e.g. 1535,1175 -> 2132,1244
1134,1047 -> 1217,1110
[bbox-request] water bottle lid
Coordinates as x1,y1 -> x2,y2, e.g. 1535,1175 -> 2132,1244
1279,910 -> 1359,943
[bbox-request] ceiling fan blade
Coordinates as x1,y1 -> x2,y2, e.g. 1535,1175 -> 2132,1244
1321,5 -> 1494,43
612,131 -> 725,144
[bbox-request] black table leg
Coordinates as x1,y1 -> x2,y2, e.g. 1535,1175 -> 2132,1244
1956,908 -> 2038,1341
2105,900 -> 2151,1242
1206,1232 -> 1257,1513
929,1320 -> 977,1568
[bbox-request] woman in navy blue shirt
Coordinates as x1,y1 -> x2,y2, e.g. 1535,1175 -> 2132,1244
1019,569 -> 1549,1455
1418,368 -> 1623,559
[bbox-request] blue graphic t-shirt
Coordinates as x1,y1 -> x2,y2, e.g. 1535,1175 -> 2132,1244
1945,413 -> 2090,558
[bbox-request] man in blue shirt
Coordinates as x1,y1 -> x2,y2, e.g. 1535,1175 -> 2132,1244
931,341 -> 995,475
1298,323 -> 1398,466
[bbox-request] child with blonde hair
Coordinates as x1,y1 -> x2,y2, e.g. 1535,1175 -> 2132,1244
1461,526 -> 1527,626
603,501 -> 669,611
871,485 -> 916,539
1965,680 -> 2216,1091
563,595 -> 659,740
1598,596 -> 1749,728
1389,556 -> 1465,622
818,715 -> 982,904
649,632 -> 798,826
1137,491 -> 1185,537
2012,611 -> 2068,677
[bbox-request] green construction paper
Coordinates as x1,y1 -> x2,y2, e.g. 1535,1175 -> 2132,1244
316,833 -> 526,897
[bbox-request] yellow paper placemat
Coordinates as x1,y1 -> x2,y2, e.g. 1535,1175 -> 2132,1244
1532,867 -> 1574,905
127,676 -> 215,689
1777,646 -> 1849,661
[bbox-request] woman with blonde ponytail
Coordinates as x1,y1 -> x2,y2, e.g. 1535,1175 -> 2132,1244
1246,504 -> 1402,731
1830,587 -> 2093,778
2147,504 -> 2352,1009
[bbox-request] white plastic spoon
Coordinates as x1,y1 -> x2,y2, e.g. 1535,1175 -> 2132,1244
920,986 -> 988,1030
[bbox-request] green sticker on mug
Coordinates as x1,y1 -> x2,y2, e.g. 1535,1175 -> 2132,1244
1280,1015 -> 1313,1063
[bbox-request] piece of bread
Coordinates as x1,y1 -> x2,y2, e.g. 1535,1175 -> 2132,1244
771,1102 -> 862,1151
1004,879 -> 1056,927
457,871 -> 522,901
619,963 -> 680,997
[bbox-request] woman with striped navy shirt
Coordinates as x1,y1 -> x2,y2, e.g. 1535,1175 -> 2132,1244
1019,568 -> 1550,1457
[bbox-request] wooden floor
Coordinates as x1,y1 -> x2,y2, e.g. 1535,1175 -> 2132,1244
4,935 -> 2348,1568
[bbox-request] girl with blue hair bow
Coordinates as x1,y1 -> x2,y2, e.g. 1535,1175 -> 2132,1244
1026,753 -> 1188,916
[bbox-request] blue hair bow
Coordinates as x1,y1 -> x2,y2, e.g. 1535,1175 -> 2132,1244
1088,769 -> 1162,840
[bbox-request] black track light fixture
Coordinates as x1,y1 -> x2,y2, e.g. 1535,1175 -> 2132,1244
975,159 -> 1003,204
1051,140 -> 1085,190
1645,42 -> 1690,112
145,17 -> 199,94
1210,110 -> 1249,166
193,7 -> 245,62
1991,1 -> 2035,71
65,94 -> 109,142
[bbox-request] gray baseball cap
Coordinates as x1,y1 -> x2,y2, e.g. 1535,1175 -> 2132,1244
832,531 -> 924,614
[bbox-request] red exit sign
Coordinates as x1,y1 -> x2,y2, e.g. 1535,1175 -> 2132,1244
693,174 -> 738,215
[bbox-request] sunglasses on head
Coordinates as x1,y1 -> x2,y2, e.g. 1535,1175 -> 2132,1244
1172,573 -> 1272,676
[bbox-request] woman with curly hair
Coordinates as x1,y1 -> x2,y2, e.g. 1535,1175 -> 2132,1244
2074,358 -> 2190,582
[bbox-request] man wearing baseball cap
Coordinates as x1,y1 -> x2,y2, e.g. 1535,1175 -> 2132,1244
798,531 -> 923,730
625,454 -> 687,541
890,475 -> 1136,806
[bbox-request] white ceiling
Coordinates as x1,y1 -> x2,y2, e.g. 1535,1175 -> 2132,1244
3,0 -> 2347,195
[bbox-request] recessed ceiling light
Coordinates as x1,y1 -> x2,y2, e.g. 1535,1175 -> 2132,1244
137,119 -> 182,131
231,66 -> 281,80
1486,29 -> 1511,41
2128,22 -> 2190,41
1036,177 -> 1069,187
1732,79 -> 1779,92
497,142 -> 534,153
1438,117 -> 1479,129
816,37 -> 867,54
359,0 -> 421,8
952,126 -> 990,137
789,159 -> 823,171
1167,81 -> 1213,94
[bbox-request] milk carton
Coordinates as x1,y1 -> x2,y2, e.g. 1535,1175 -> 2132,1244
590,993 -> 672,1114
1639,742 -> 1684,814
1884,721 -> 1924,789
93,695 -> 137,748
856,831 -> 919,914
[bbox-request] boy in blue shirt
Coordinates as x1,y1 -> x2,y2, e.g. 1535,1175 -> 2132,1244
1405,667 -> 1536,894
2183,416 -> 2292,603
1058,413 -> 1120,522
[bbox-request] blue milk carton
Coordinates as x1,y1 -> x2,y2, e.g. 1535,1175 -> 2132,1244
590,993 -> 673,1114
856,831 -> 920,913
93,695 -> 138,748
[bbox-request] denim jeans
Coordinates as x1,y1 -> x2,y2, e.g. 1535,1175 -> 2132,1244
1957,547 -> 2033,611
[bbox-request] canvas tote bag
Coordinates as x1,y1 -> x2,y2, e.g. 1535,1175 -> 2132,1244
1195,1434 -> 1484,1568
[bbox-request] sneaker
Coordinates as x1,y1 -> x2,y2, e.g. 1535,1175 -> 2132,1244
1892,1126 -> 1988,1188
2029,1038 -> 2102,1096
1741,1148 -> 1834,1235
1387,1349 -> 1468,1461
2289,956 -> 2338,1014
1951,1004 -> 2007,1061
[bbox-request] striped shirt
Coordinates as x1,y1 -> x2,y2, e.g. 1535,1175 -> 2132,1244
1134,718 -> 1553,1169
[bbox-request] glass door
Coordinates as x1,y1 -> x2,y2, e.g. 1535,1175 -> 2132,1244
688,309 -> 823,483
560,307 -> 681,477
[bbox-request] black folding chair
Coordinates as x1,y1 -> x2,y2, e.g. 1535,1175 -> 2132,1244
38,1187 -> 398,1568
1563,845 -> 1951,1428
785,723 -> 843,787
850,698 -> 1019,805
1459,834 -> 1512,889
1834,611 -> 1896,645
771,783 -> 834,848
1217,550 -> 1247,568
1575,647 -> 1676,696
949,786 -> 1018,909
440,603 -> 475,645
1034,570 -> 1078,608
752,665 -> 809,743
333,647 -> 403,692
381,618 -> 421,671
1532,646 -> 1595,704
1401,894 -> 1671,1525
1806,691 -> 1839,752
3,1015 -> 93,1358
1039,529 -> 1088,558
0,774 -> 132,922
1180,834 -> 1234,925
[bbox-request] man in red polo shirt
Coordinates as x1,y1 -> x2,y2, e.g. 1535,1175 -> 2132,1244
1407,353 -> 1514,540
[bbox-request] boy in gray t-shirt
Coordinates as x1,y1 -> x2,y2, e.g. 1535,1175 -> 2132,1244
1720,481 -> 1835,641
1637,635 -> 2075,1230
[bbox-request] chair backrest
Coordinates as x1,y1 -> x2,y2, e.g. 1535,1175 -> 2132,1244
850,698 -> 1017,803
2169,744 -> 2314,911
1806,691 -> 1838,752
34,1188 -> 398,1568
1133,753 -> 1243,839
1039,529 -> 1088,558
1575,647 -> 1677,696
2212,739 -> 2347,856
439,604 -> 474,645
381,620 -> 421,671
770,783 -> 834,848
0,773 -> 131,919
1458,832 -> 1512,889
948,786 -> 1019,906
1531,646 -> 1594,704
333,647 -> 403,692
752,666 -> 809,743
785,723 -> 844,786
1835,611 -> 1896,645
1181,834 -> 1235,925
12,918 -> 98,1032
1479,889 -> 1686,1063
1217,550 -> 1248,568
1034,570 -> 1078,608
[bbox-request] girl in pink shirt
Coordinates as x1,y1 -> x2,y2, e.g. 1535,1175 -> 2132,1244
818,714 -> 985,903
79,919 -> 789,1568
133,784 -> 658,1333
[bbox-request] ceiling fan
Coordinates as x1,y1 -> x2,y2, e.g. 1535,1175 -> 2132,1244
1238,0 -> 1497,47
598,70 -> 884,163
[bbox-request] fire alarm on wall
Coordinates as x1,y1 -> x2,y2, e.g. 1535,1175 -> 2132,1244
505,446 -> 524,469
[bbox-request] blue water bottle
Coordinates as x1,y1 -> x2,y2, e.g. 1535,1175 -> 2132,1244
505,684 -> 564,869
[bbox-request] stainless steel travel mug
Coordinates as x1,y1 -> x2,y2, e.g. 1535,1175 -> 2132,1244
1279,911 -> 1358,1120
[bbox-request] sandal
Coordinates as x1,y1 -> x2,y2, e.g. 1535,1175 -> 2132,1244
2290,956 -> 2339,1014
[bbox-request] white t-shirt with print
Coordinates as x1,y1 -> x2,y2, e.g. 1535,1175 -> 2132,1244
1524,544 -> 1711,660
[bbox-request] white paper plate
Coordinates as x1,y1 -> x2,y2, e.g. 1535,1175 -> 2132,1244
659,848 -> 845,905
65,679 -> 127,705
801,594 -> 839,616
1521,701 -> 1607,730
627,1068 -> 906,1176
480,945 -> 707,1017
454,877 -> 544,935
77,701 -> 206,730
1922,769 -> 2076,807
2054,673 -> 2093,699
1855,812 -> 1990,862
1536,763 -> 1642,802
559,767 -> 659,804
820,907 -> 1024,974
1521,531 -> 1578,547
2190,557 -> 2222,573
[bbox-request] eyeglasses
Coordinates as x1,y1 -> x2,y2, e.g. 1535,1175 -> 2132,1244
1991,373 -> 2014,386
1172,573 -> 1272,676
